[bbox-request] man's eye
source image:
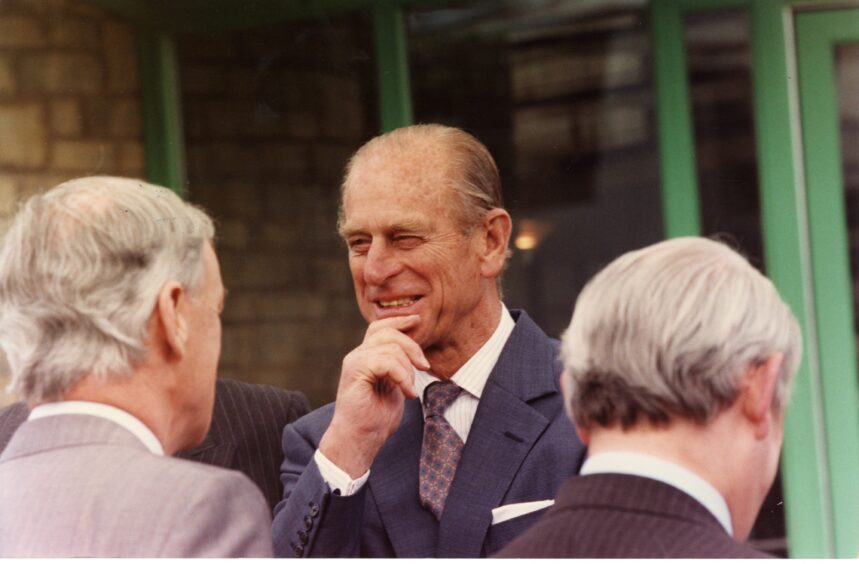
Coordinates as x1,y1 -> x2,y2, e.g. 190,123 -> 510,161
348,239 -> 370,253
395,235 -> 422,248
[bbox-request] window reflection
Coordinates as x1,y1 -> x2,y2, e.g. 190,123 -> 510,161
409,0 -> 663,338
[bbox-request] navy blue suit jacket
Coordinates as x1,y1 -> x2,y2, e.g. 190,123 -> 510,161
272,310 -> 586,557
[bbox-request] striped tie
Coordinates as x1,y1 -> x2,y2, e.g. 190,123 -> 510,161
419,380 -> 464,520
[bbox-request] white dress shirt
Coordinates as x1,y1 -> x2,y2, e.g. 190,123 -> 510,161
29,400 -> 164,456
316,305 -> 516,496
581,451 -> 733,535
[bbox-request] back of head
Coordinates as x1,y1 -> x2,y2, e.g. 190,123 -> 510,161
0,176 -> 215,403
339,124 -> 505,231
561,237 -> 802,429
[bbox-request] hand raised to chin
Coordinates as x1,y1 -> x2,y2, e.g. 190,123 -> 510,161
319,314 -> 430,479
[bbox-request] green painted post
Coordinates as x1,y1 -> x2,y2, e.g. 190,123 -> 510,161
795,8 -> 859,557
650,0 -> 701,237
372,0 -> 413,131
750,1 -> 833,556
137,27 -> 187,196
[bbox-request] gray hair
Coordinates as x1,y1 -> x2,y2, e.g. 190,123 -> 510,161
338,124 -> 504,233
0,176 -> 215,403
561,237 -> 802,429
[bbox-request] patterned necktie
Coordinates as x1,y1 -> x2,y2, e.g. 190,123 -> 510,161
419,380 -> 464,520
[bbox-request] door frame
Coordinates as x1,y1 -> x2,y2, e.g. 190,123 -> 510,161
652,0 -> 859,556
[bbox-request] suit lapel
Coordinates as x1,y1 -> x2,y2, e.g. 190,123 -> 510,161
437,311 -> 559,557
369,399 -> 439,556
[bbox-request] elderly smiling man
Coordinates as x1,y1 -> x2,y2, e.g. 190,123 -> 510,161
272,124 -> 585,557
498,237 -> 802,558
0,177 -> 272,557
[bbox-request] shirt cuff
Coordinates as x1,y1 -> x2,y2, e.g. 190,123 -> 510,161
314,449 -> 370,496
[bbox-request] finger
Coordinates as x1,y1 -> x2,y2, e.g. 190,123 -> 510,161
364,315 -> 421,338
364,325 -> 430,371
364,351 -> 416,399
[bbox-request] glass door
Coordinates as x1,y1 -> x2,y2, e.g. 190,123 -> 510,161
795,6 -> 859,558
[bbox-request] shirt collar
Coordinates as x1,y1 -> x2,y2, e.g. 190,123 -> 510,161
29,400 -> 165,456
581,451 -> 733,536
414,304 -> 515,403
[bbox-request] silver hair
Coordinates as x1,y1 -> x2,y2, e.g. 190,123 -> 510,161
561,237 -> 802,429
0,176 -> 215,403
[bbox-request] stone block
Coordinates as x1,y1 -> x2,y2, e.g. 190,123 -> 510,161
0,103 -> 47,167
178,34 -> 237,62
117,141 -> 144,173
0,16 -> 45,48
218,219 -> 251,250
0,175 -> 17,215
220,323 -> 260,366
319,75 -> 364,139
19,53 -> 104,94
260,222 -> 301,249
109,97 -> 141,138
258,323 -> 301,365
229,68 -> 256,95
312,144 -> 355,183
286,108 -> 319,139
182,65 -> 229,95
256,143 -> 307,175
0,174 -> 18,216
52,140 -> 116,172
49,18 -> 99,49
51,98 -> 83,136
0,57 -> 15,95
16,173 -> 70,201
103,21 -> 137,93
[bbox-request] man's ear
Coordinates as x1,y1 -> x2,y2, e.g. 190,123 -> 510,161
742,353 -> 783,439
478,208 -> 512,278
156,281 -> 188,359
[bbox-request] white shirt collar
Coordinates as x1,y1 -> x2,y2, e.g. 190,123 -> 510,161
28,401 -> 165,456
414,304 -> 515,403
581,451 -> 733,536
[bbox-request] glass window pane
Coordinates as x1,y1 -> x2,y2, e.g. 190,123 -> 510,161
409,0 -> 662,339
684,9 -> 781,555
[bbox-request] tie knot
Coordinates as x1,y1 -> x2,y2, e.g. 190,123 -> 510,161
423,380 -> 461,417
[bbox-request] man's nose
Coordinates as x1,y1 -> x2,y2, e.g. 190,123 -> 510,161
363,240 -> 402,285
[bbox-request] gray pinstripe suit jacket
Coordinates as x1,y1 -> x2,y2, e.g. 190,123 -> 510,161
0,413 -> 274,557
0,378 -> 310,511
496,473 -> 771,558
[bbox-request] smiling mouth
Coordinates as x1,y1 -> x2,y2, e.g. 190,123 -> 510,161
377,297 -> 420,308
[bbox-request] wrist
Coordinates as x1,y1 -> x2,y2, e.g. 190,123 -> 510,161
319,421 -> 384,479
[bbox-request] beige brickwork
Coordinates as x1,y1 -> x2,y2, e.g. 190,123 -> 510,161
0,0 -> 143,407
179,16 -> 373,407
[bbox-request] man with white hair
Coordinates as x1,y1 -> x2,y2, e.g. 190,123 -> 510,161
498,237 -> 801,558
0,176 -> 273,557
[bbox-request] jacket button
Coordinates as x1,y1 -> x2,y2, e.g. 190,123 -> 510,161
304,516 -> 313,530
293,544 -> 304,557
309,502 -> 319,516
298,530 -> 309,543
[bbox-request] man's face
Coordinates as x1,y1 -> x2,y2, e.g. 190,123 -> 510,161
339,146 -> 493,361
179,241 -> 225,447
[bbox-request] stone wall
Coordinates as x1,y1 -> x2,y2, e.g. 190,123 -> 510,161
0,0 -> 144,407
177,15 -> 375,408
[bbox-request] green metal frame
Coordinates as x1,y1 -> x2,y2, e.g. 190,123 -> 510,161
795,8 -> 859,557
650,0 -> 745,237
373,1 -> 414,131
652,0 -> 859,557
137,28 -> 187,195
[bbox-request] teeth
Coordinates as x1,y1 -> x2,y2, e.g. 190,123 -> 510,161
379,297 -> 417,308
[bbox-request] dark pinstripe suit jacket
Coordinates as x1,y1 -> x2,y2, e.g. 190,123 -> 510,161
0,378 -> 309,511
496,473 -> 770,558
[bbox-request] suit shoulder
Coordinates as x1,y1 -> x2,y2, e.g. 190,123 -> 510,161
217,378 -> 309,412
